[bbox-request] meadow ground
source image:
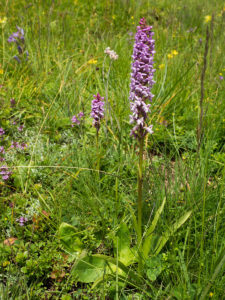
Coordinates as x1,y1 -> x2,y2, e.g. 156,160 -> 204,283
0,0 -> 225,299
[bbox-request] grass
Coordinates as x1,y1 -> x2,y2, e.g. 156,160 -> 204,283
0,0 -> 225,299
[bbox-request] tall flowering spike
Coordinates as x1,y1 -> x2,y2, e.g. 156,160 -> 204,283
91,93 -> 105,132
129,18 -> 155,138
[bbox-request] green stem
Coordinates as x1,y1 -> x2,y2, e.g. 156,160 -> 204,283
96,130 -> 100,179
137,137 -> 144,274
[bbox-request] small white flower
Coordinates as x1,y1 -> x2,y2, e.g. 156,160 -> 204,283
104,47 -> 118,60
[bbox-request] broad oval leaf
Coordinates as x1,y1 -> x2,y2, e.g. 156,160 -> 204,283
58,222 -> 83,254
72,255 -> 107,283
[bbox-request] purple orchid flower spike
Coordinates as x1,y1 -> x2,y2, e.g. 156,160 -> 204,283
91,93 -> 105,132
129,18 -> 155,138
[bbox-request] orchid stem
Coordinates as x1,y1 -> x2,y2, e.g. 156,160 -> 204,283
96,130 -> 100,179
137,137 -> 144,274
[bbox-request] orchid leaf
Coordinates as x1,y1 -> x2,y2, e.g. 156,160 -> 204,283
59,222 -> 83,254
72,255 -> 107,283
153,210 -> 192,255
143,197 -> 166,258
113,222 -> 136,266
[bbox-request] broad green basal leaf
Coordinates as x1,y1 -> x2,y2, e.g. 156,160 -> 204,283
113,222 -> 136,266
72,255 -> 107,283
59,222 -> 83,254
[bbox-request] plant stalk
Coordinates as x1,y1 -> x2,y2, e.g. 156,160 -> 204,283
137,137 -> 144,274
197,26 -> 209,152
96,130 -> 100,179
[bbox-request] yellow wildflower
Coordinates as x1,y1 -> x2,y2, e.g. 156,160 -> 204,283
171,50 -> 178,56
0,17 -> 7,24
167,54 -> 173,59
204,15 -> 212,23
3,261 -> 10,267
112,15 -> 116,20
219,73 -> 222,76
209,292 -> 213,297
159,64 -> 165,69
88,59 -> 97,65
131,16 -> 134,20
0,69 -> 3,75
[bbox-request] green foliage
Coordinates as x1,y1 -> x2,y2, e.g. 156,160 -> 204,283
145,254 -> 164,281
59,222 -> 84,254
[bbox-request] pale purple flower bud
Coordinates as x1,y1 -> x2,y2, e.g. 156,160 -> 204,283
71,112 -> 84,127
20,142 -> 27,150
17,45 -> 23,54
78,112 -> 84,118
0,165 -> 12,181
0,128 -> 5,136
71,115 -> 80,126
17,125 -> 24,132
0,146 -> 5,154
16,26 -> 24,40
8,26 -> 24,43
91,93 -> 105,132
0,146 -> 5,162
10,98 -> 16,107
129,18 -> 155,138
16,216 -> 28,226
14,56 -> 21,63
11,141 -> 20,148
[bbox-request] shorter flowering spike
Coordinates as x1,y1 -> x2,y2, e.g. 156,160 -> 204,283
91,93 -> 105,132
